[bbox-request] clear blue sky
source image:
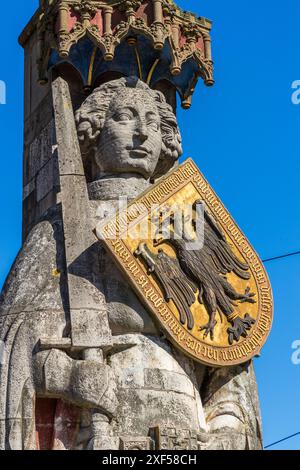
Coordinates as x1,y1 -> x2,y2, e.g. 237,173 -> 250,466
0,0 -> 300,450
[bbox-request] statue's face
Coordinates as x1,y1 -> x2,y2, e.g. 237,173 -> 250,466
95,89 -> 162,179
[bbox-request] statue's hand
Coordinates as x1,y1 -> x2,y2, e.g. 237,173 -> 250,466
35,349 -> 119,417
197,412 -> 247,450
197,429 -> 247,450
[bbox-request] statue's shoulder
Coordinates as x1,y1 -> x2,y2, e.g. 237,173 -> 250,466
0,205 -> 66,317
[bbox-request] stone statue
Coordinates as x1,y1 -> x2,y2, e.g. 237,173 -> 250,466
0,78 -> 263,450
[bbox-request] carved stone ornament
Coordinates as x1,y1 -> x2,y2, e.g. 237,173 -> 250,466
19,0 -> 214,104
151,426 -> 198,450
120,436 -> 154,450
96,159 -> 273,367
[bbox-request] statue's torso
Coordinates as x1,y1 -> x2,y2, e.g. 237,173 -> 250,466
89,198 -> 208,445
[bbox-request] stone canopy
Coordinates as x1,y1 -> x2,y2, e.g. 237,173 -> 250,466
19,0 -> 214,109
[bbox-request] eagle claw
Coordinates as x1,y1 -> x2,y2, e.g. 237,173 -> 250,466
227,314 -> 255,345
199,319 -> 217,341
239,287 -> 256,304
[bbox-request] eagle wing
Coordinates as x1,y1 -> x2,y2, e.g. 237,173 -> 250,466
163,203 -> 256,342
135,243 -> 197,330
203,208 -> 251,280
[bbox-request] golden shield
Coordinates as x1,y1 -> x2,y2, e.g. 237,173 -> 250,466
96,159 -> 273,366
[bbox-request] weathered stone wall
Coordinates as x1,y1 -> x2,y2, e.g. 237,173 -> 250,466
22,30 -> 55,239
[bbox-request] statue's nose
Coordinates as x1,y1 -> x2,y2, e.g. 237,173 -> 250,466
137,121 -> 149,142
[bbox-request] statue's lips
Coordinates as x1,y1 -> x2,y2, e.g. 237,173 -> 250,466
127,147 -> 151,158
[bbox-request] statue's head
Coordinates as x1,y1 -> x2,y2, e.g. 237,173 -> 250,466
75,77 -> 182,180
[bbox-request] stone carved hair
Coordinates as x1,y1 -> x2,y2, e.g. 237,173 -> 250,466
75,77 -> 183,180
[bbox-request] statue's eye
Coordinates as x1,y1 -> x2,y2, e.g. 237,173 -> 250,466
116,112 -> 133,122
147,121 -> 159,132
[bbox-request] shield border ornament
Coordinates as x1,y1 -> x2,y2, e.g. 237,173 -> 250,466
96,159 -> 273,367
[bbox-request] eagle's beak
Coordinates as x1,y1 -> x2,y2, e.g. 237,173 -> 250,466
153,230 -> 166,247
153,236 -> 163,247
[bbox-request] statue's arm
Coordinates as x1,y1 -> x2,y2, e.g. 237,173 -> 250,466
199,361 -> 263,450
